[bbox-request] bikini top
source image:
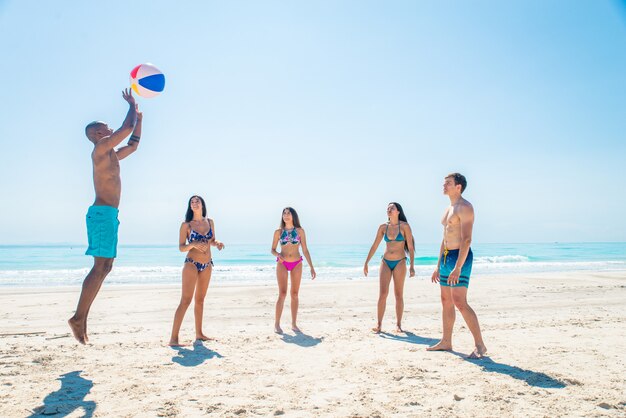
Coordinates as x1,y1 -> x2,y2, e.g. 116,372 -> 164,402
384,223 -> 405,242
279,228 -> 300,245
189,221 -> 213,243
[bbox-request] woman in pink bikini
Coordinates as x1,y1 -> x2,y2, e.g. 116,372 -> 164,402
169,195 -> 224,346
271,207 -> 316,334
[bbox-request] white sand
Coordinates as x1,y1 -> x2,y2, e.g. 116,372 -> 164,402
1,271 -> 625,417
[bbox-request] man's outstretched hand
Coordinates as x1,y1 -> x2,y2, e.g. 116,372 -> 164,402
122,88 -> 136,106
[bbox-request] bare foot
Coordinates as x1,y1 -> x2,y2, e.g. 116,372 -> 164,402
371,325 -> 381,334
68,317 -> 86,345
427,341 -> 452,351
291,325 -> 301,333
168,339 -> 186,347
83,319 -> 89,343
468,344 -> 488,359
395,325 -> 404,333
195,334 -> 215,342
274,325 -> 283,335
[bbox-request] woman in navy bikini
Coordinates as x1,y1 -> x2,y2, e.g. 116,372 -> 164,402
169,195 -> 224,346
364,202 -> 415,333
271,207 -> 316,334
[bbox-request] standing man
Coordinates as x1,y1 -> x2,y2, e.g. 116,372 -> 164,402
428,173 -> 487,358
68,89 -> 142,344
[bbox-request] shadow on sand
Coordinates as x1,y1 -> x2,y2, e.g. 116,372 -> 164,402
171,341 -> 223,367
379,331 -> 440,346
281,330 -> 323,347
29,371 -> 95,417
462,355 -> 567,388
381,331 -> 567,389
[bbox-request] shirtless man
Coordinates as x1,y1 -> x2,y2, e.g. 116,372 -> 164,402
427,173 -> 487,359
68,89 -> 141,344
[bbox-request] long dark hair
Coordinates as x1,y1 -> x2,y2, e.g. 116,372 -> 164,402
389,202 -> 408,223
280,207 -> 302,229
185,195 -> 206,222
388,202 -> 412,254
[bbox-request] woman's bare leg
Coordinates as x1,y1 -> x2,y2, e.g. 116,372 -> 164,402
374,260 -> 393,333
194,266 -> 212,341
392,262 -> 407,332
169,263 -> 198,346
275,263 -> 288,334
289,262 -> 303,332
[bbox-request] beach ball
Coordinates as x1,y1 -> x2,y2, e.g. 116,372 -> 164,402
129,63 -> 165,98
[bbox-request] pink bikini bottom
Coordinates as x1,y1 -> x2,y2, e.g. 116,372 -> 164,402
277,257 -> 303,271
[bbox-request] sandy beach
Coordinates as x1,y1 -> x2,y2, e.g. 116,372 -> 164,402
1,270 -> 625,417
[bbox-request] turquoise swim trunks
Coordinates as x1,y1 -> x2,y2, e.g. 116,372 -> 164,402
85,205 -> 120,258
439,248 -> 473,288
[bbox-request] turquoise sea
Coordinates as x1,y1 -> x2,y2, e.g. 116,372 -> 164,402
0,243 -> 625,287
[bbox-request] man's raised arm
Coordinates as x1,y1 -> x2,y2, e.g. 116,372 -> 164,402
97,89 -> 137,152
116,108 -> 142,160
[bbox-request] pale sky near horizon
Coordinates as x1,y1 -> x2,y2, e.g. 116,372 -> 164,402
1,0 -> 625,245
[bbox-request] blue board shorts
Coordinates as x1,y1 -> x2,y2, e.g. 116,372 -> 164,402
439,248 -> 473,288
85,205 -> 119,259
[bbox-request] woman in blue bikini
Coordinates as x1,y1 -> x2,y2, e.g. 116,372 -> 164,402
271,207 -> 316,334
364,202 -> 415,333
169,195 -> 224,346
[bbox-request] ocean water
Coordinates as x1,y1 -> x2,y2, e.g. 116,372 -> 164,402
0,243 -> 625,287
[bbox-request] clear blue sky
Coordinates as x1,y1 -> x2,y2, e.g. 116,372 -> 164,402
1,0 -> 625,245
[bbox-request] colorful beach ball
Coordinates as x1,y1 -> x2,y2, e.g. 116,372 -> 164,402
129,63 -> 165,98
